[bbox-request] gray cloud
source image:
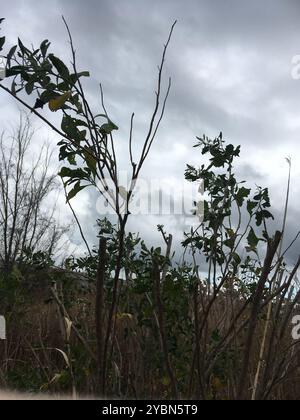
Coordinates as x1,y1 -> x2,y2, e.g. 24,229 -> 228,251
1,0 -> 300,262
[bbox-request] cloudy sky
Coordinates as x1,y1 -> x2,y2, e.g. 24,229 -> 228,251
1,0 -> 300,263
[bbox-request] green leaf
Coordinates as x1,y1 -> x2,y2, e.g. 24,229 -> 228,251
33,98 -> 46,110
66,71 -> 90,87
48,54 -> 70,79
66,182 -> 87,201
5,65 -> 29,77
100,120 -> 118,135
77,71 -> 90,78
58,166 -> 88,182
247,227 -> 259,249
0,36 -> 5,51
236,187 -> 251,207
231,252 -> 241,266
83,147 -> 97,176
224,237 -> 235,249
211,329 -> 221,343
247,200 -> 257,215
58,166 -> 73,178
255,212 -> 263,227
67,153 -> 76,165
40,39 -> 50,57
25,81 -> 34,95
57,81 -> 70,91
18,38 -> 29,55
69,94 -> 83,113
6,45 -> 17,66
262,209 -> 274,220
61,115 -> 86,142
73,119 -> 88,127
11,79 -> 16,95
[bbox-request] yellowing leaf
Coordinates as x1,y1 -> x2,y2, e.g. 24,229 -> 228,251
116,312 -> 133,321
211,375 -> 225,391
49,373 -> 63,385
161,376 -> 171,386
54,348 -> 70,368
49,91 -> 71,112
64,317 -> 72,342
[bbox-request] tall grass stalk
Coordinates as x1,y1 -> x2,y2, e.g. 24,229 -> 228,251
251,157 -> 292,400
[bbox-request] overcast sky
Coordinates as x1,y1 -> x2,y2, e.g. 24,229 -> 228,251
1,0 -> 300,263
